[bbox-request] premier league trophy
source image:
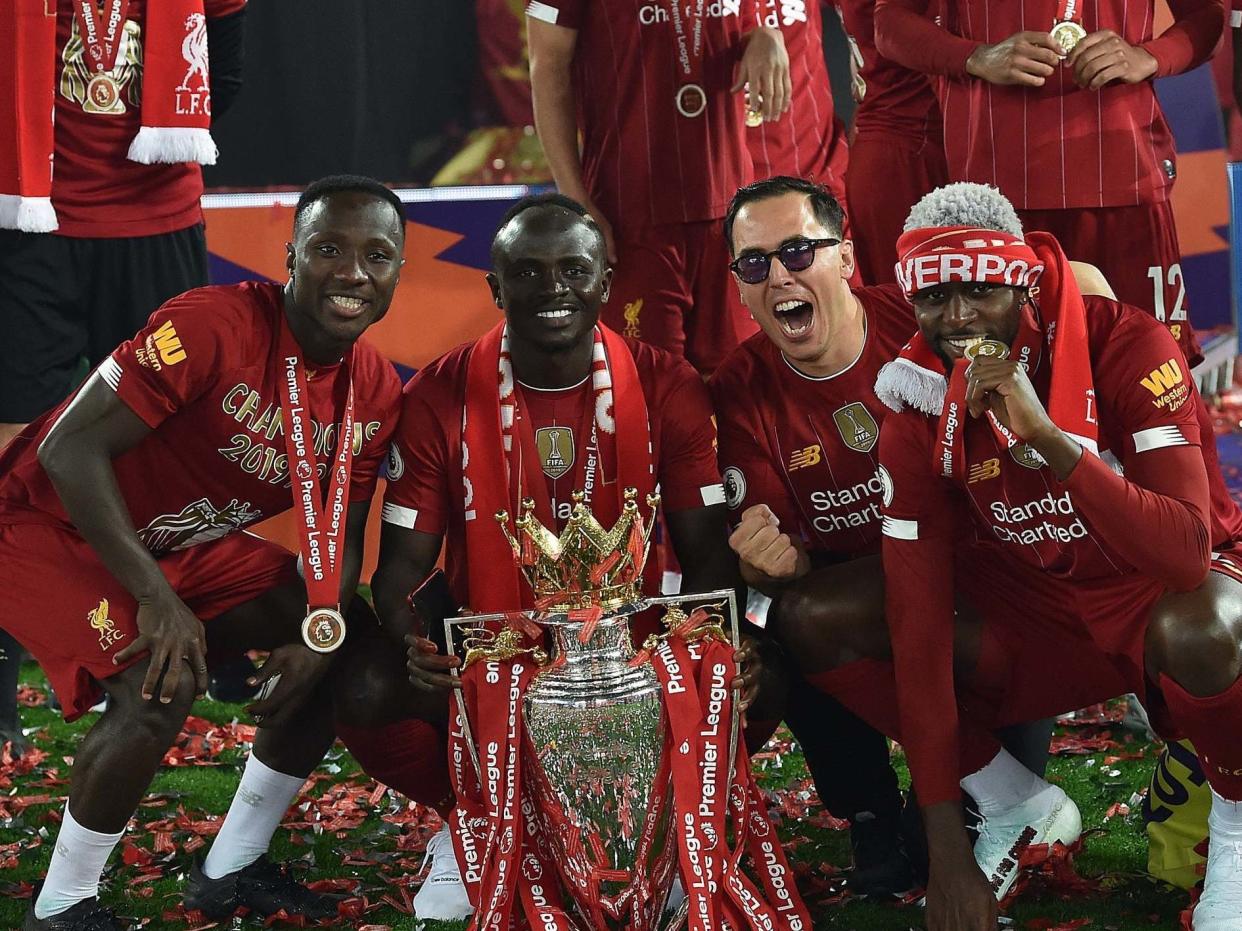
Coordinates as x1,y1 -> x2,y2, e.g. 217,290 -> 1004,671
443,488 -> 812,931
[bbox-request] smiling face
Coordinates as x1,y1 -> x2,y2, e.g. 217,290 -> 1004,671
487,207 -> 612,356
284,191 -> 404,360
729,192 -> 856,375
910,281 -> 1025,369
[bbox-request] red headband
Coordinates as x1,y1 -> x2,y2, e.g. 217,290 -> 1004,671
894,226 -> 1045,302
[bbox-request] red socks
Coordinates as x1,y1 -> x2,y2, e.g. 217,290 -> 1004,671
336,718 -> 453,809
1160,672 -> 1242,801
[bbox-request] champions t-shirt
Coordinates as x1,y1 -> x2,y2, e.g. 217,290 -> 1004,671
0,282 -> 401,554
382,335 -> 725,607
880,298 -> 1242,804
746,0 -> 848,191
51,0 -> 247,238
526,0 -> 755,234
710,284 -> 916,560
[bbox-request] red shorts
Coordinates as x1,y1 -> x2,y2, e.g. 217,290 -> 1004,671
0,523 -> 296,721
603,220 -> 757,376
958,550 -> 1242,736
846,131 -> 948,286
1017,201 -> 1200,365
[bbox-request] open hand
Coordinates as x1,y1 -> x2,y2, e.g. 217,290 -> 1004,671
732,27 -> 791,121
405,634 -> 461,693
246,643 -> 333,729
113,589 -> 208,703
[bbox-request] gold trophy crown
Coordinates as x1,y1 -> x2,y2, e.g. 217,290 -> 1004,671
496,487 -> 661,612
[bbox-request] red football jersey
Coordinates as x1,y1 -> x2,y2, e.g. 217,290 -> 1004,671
874,0 -> 1225,210
746,0 -> 848,194
0,282 -> 401,554
879,298 -> 1242,803
51,0 -> 244,238
710,285 -> 915,559
382,336 -> 726,607
834,0 -> 942,143
526,0 -> 755,235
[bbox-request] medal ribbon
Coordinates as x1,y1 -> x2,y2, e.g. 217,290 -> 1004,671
1056,0 -> 1080,23
73,0 -> 131,73
669,0 -> 707,89
277,324 -> 355,612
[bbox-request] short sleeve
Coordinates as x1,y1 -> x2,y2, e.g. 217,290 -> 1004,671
349,363 -> 402,504
656,360 -> 727,512
102,289 -> 233,430
380,368 -> 457,535
525,0 -> 585,29
711,386 -> 802,533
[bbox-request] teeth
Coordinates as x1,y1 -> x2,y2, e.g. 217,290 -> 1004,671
537,309 -> 573,319
331,296 -> 364,309
774,299 -> 808,313
947,336 -> 984,349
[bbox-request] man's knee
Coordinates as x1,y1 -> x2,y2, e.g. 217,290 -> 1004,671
774,573 -> 886,671
1147,594 -> 1242,695
102,662 -> 197,744
331,645 -> 413,729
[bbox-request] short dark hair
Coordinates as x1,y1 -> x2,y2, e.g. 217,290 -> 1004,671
293,175 -> 405,237
723,176 -> 845,254
490,192 -> 607,267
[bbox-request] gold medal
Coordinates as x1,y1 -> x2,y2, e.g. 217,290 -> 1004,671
302,607 -> 347,653
676,83 -> 707,118
964,338 -> 1010,361
1051,20 -> 1087,54
84,73 -> 121,114
745,93 -> 763,127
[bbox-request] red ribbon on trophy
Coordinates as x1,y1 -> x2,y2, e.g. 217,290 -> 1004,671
448,613 -> 813,931
669,0 -> 708,118
277,323 -> 355,654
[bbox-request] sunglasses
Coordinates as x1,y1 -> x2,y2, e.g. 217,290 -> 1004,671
729,238 -> 840,284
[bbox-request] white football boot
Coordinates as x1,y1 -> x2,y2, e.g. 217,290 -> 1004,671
1192,792 -> 1242,931
412,824 -> 474,922
972,783 -> 1082,902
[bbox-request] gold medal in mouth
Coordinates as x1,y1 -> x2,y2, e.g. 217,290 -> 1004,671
963,338 -> 1010,361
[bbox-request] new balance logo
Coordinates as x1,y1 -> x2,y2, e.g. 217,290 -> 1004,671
787,445 -> 821,470
968,458 -> 1001,483
1140,358 -> 1183,396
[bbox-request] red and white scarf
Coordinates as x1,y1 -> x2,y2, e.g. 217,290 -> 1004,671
876,226 -> 1098,479
0,0 -> 218,233
459,320 -> 656,615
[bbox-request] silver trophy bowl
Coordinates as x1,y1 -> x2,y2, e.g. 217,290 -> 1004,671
447,589 -> 740,931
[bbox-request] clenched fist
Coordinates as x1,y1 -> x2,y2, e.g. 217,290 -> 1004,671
728,504 -> 808,587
